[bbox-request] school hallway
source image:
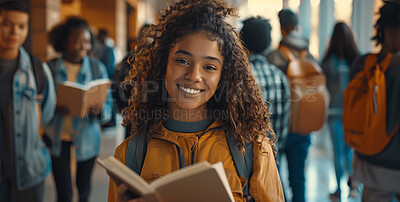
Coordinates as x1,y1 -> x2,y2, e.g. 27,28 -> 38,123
43,121 -> 362,202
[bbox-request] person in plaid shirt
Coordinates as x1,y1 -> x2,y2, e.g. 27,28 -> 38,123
240,17 -> 290,164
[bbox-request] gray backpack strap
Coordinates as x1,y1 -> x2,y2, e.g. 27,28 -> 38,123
47,58 -> 61,83
126,128 -> 147,174
29,53 -> 46,95
125,126 -> 186,174
225,129 -> 253,201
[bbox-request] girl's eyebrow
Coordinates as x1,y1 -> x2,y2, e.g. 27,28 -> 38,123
174,50 -> 222,65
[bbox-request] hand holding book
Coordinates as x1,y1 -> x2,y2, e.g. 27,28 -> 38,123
86,105 -> 102,118
107,170 -> 145,202
98,156 -> 234,202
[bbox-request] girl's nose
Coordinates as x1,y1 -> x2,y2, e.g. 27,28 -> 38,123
184,65 -> 202,82
11,25 -> 18,34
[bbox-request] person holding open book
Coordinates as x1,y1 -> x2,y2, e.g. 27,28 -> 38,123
107,0 -> 284,201
44,17 -> 112,202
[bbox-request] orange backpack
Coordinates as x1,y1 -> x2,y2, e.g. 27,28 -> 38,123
343,54 -> 399,155
280,45 -> 329,135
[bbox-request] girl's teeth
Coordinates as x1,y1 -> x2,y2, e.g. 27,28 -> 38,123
179,86 -> 200,94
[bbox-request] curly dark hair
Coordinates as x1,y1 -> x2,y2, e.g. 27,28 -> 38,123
48,16 -> 94,53
122,0 -> 275,152
372,0 -> 400,46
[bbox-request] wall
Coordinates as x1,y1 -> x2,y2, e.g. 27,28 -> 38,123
31,0 -> 61,60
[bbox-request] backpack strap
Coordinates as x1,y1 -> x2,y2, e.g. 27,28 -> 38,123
225,129 -> 253,201
29,53 -> 45,96
29,53 -> 47,137
377,54 -> 392,72
125,125 -> 185,175
47,58 -> 60,81
279,45 -> 308,61
364,54 -> 392,76
126,128 -> 148,174
279,45 -> 296,62
364,54 -> 378,72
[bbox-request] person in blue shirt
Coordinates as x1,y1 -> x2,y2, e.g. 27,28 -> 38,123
45,17 -> 112,202
0,1 -> 56,202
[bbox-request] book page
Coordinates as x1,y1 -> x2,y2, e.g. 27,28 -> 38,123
96,157 -> 154,196
59,81 -> 85,90
151,161 -> 234,202
59,79 -> 111,91
86,79 -> 111,90
56,83 -> 84,117
149,161 -> 211,188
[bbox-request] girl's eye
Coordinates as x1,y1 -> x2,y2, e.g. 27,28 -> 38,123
204,65 -> 217,71
176,59 -> 189,65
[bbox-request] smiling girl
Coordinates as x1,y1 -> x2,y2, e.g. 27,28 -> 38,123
45,17 -> 112,202
108,0 -> 284,201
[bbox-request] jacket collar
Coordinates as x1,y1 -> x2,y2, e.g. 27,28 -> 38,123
17,47 -> 32,72
163,118 -> 215,133
151,119 -> 225,145
56,55 -> 92,84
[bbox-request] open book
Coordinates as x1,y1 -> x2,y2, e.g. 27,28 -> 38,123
97,156 -> 234,202
56,79 -> 111,117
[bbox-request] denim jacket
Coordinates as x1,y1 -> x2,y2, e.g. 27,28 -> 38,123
44,56 -> 112,162
1,47 -> 56,190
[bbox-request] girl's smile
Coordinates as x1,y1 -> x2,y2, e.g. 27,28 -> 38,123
177,84 -> 204,95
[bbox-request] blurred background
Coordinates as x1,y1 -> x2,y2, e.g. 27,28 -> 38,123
1,0 -> 384,201
2,0 -> 382,62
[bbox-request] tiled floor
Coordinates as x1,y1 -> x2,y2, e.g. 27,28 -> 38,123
44,122 -> 362,202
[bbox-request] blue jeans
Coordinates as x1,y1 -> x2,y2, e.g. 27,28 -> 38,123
281,132 -> 311,202
51,141 -> 96,202
328,116 -> 353,193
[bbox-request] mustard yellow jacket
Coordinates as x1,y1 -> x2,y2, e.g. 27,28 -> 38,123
108,120 -> 284,201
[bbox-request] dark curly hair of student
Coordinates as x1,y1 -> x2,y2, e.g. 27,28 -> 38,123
322,22 -> 359,66
122,0 -> 275,153
48,16 -> 94,53
372,0 -> 400,46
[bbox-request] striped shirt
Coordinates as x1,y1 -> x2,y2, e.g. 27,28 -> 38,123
250,54 -> 291,151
